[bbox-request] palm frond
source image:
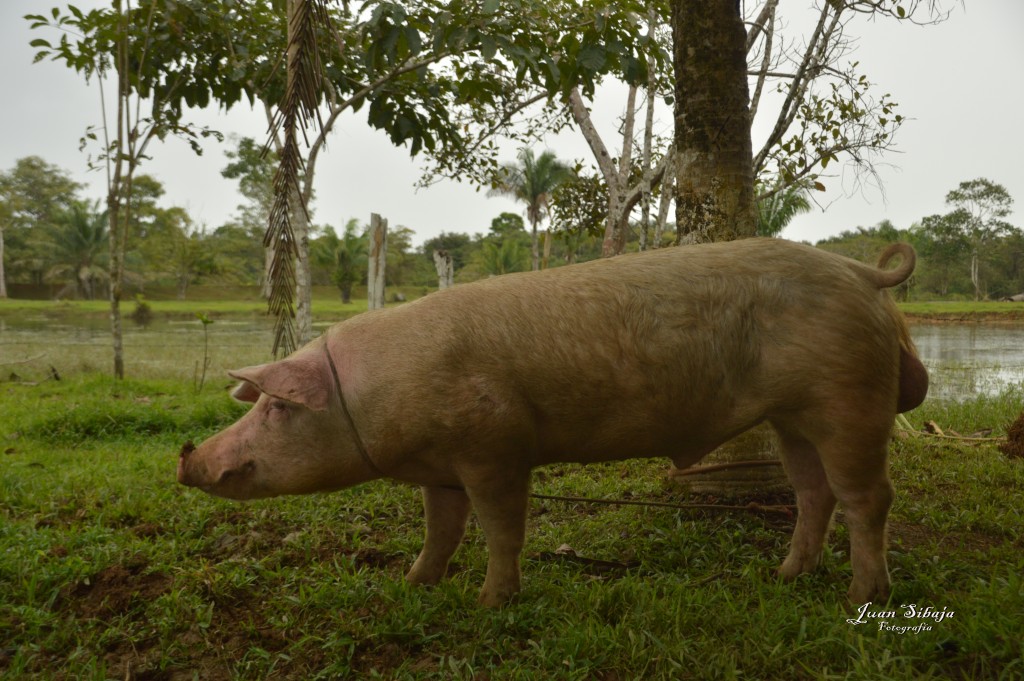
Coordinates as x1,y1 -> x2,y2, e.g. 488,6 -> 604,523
265,0 -> 333,357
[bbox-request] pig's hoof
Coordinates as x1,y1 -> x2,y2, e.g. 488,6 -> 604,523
776,553 -> 820,580
405,565 -> 444,587
477,586 -> 518,608
848,578 -> 891,606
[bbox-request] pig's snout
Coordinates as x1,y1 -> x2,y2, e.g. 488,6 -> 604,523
176,438 -> 256,496
176,440 -> 196,486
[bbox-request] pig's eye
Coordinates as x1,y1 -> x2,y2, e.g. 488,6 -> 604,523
269,400 -> 289,413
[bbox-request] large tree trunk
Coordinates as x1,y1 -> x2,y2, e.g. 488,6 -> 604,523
672,0 -> 758,243
670,0 -> 787,495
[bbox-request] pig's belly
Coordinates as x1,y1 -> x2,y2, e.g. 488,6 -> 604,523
534,420 -> 743,469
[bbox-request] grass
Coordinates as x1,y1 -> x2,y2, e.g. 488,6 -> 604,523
0,285 -> 431,320
1,371 -> 1022,680
899,300 -> 1024,319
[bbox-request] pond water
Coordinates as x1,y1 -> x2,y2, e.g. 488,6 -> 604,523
1,315 -> 1022,402
910,324 -> 1024,401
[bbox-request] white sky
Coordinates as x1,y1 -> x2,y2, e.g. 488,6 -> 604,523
2,1 -> 1022,248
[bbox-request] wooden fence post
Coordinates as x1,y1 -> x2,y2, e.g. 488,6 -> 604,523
367,213 -> 388,310
433,249 -> 454,290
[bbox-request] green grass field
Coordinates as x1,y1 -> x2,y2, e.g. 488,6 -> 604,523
1,370 -> 1022,679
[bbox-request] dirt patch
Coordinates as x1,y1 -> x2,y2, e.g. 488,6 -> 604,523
888,520 -> 1007,554
997,410 -> 1024,459
57,558 -> 173,620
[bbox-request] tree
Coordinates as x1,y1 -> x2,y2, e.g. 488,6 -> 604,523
311,219 -> 367,304
40,201 -> 109,300
671,0 -> 757,242
29,2 -> 222,378
489,149 -> 575,271
207,222 -> 268,285
479,239 -> 529,276
940,178 -> 1016,301
221,136 -> 280,297
137,204 -> 215,298
756,183 -> 812,237
0,156 -> 83,295
422,232 -> 474,273
386,225 -> 433,287
489,212 -> 526,238
31,0 -> 659,355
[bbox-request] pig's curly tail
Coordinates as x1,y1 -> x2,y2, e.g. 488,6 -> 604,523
872,243 -> 917,289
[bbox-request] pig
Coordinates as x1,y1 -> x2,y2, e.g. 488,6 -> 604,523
178,237 -> 928,607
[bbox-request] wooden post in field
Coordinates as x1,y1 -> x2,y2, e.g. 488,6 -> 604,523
367,213 -> 387,310
433,249 -> 454,289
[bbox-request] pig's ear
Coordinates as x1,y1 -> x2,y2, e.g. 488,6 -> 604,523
231,380 -> 262,404
227,357 -> 331,412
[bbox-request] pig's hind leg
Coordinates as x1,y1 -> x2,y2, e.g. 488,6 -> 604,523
775,414 -> 894,604
773,428 -> 837,581
819,431 -> 894,605
406,485 -> 472,586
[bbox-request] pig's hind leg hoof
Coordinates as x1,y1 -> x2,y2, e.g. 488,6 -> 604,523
406,485 -> 471,586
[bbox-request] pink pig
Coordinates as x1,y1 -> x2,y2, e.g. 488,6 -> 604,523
178,238 -> 928,606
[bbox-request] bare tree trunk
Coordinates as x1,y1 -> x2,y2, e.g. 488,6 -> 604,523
107,192 -> 127,380
529,217 -> 540,271
294,186 -> 313,345
654,167 -> 674,249
542,228 -> 553,269
639,6 -> 658,252
568,86 -> 672,258
261,248 -> 273,299
433,249 -> 453,289
0,229 -> 7,298
971,250 -> 981,301
367,213 -> 387,310
107,5 -> 130,380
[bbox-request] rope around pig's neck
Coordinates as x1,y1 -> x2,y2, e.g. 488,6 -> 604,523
324,344 -> 385,478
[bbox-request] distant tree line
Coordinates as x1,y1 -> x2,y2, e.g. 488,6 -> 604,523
816,178 -> 1023,301
4,154 -> 1018,301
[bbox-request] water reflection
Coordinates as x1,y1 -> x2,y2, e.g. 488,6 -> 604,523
1,316 -> 1022,401
910,324 -> 1024,401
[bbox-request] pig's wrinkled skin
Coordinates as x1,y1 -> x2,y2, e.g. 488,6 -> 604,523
178,238 -> 928,607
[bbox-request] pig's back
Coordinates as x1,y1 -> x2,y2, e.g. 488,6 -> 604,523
341,239 -> 902,466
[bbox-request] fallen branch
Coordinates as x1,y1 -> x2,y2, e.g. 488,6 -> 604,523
529,493 -> 795,517
897,418 -> 1004,443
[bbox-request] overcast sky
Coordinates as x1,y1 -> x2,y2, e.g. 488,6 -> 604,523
2,1 -> 1022,248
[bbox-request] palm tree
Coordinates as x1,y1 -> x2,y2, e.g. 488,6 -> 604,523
42,202 -> 109,299
312,220 -> 367,304
756,184 -> 812,237
479,239 -> 529,276
489,149 -> 574,271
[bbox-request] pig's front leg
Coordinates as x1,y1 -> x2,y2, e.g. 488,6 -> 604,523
463,472 -> 530,607
406,485 -> 471,586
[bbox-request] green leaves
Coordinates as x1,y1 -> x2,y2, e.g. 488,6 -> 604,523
759,66 -> 905,198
